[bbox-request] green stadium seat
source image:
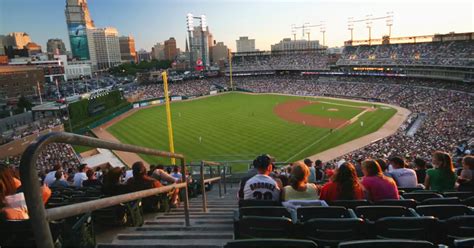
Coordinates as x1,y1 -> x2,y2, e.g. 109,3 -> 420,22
224,239 -> 318,248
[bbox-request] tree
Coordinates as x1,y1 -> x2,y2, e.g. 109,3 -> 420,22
17,95 -> 33,111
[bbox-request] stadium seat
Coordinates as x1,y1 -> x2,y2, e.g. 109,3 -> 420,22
373,199 -> 417,209
443,192 -> 474,200
416,205 -> 474,220
296,206 -> 356,222
327,200 -> 371,209
238,199 -> 281,208
453,238 -> 474,248
338,239 -> 438,248
444,216 -> 474,241
398,188 -> 426,193
0,219 -> 64,247
354,206 -> 417,222
403,192 -> 443,202
238,206 -> 291,219
224,239 -> 318,248
303,218 -> 366,247
462,196 -> 474,207
61,212 -> 96,248
420,197 -> 461,205
374,216 -> 439,243
235,216 -> 293,239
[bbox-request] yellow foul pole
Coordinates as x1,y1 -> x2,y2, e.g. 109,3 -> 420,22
228,49 -> 233,91
162,71 -> 176,165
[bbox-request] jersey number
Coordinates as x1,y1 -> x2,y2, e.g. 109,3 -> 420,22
252,191 -> 273,200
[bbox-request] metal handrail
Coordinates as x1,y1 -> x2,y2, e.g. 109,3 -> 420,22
199,160 -> 233,212
19,132 -> 190,248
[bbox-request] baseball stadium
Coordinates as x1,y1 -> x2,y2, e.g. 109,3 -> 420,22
0,1 -> 474,248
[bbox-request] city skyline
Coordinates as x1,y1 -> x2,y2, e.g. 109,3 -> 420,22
0,0 -> 473,53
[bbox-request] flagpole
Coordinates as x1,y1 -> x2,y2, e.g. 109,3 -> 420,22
55,79 -> 60,100
162,71 -> 176,165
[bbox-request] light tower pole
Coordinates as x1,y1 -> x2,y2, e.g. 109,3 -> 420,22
200,15 -> 207,69
348,17 -> 354,41
291,24 -> 297,41
386,11 -> 394,37
366,14 -> 373,45
186,13 -> 194,70
320,21 -> 326,47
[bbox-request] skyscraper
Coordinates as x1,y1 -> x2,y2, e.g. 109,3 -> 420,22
151,43 -> 165,60
119,36 -> 137,63
47,39 -> 67,55
6,32 -> 32,49
191,28 -> 213,66
164,37 -> 177,61
86,27 -> 121,70
210,42 -> 229,64
65,0 -> 95,60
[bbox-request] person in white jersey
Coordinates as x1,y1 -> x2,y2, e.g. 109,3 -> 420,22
243,154 -> 281,201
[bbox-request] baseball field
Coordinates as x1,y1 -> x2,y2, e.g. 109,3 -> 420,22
105,92 -> 397,168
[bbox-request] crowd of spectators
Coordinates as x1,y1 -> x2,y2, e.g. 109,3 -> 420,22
231,51 -> 330,71
337,40 -> 474,67
124,78 -> 222,100
0,118 -> 63,145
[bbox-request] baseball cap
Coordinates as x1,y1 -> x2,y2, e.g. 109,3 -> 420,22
303,158 -> 313,165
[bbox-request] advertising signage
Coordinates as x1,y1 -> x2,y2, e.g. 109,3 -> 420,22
68,23 -> 90,60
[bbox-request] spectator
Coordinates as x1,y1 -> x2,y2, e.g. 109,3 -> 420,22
126,161 -> 161,190
102,167 -> 128,196
376,158 -> 392,178
315,160 -> 324,181
44,164 -> 63,186
414,158 -> 428,184
458,155 -> 474,191
304,158 -> 316,183
72,164 -> 88,188
238,158 -> 259,199
388,157 -> 419,188
170,166 -> 182,182
49,170 -> 69,188
0,164 -> 51,220
151,164 -> 179,185
83,169 -> 103,187
361,159 -> 399,201
282,162 -> 320,201
243,154 -> 281,201
319,162 -> 365,201
425,151 -> 457,191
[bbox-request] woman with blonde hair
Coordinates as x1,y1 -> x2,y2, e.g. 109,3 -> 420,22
282,162 -> 319,201
425,151 -> 457,191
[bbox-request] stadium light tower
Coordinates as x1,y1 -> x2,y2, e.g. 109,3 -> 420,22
366,14 -> 373,45
291,24 -> 297,41
348,17 -> 354,41
386,11 -> 394,37
320,21 -> 326,47
186,13 -> 194,70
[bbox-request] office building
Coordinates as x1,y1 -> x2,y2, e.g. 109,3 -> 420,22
164,37 -> 178,61
236,36 -> 256,53
137,49 -> 152,62
87,27 -> 121,70
191,28 -> 213,66
65,0 -> 95,60
47,39 -> 67,55
152,43 -> 165,60
210,42 -> 228,64
5,32 -> 32,49
119,36 -> 137,63
0,66 -> 44,99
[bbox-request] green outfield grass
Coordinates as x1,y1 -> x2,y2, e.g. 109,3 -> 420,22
107,92 -> 396,170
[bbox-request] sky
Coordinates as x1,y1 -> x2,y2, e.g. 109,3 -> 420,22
0,0 -> 473,52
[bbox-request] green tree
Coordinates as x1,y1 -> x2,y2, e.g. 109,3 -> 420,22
17,95 -> 33,111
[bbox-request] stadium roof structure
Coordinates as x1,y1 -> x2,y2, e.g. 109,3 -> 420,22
31,101 -> 68,112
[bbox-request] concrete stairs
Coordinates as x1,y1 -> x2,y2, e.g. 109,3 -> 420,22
97,184 -> 238,248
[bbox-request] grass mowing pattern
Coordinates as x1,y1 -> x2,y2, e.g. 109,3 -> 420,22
107,93 -> 396,168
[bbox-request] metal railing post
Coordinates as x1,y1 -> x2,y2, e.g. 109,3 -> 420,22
230,165 -> 233,188
223,165 -> 227,194
180,158 -> 190,226
218,165 -> 222,198
200,161 -> 207,212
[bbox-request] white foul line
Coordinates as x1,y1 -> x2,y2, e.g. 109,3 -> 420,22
284,132 -> 332,163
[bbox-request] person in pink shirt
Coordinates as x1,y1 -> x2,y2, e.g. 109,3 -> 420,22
361,159 -> 399,202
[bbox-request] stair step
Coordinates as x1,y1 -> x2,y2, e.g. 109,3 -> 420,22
156,215 -> 233,219
136,225 -> 233,232
98,244 -> 222,248
116,233 -> 233,240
